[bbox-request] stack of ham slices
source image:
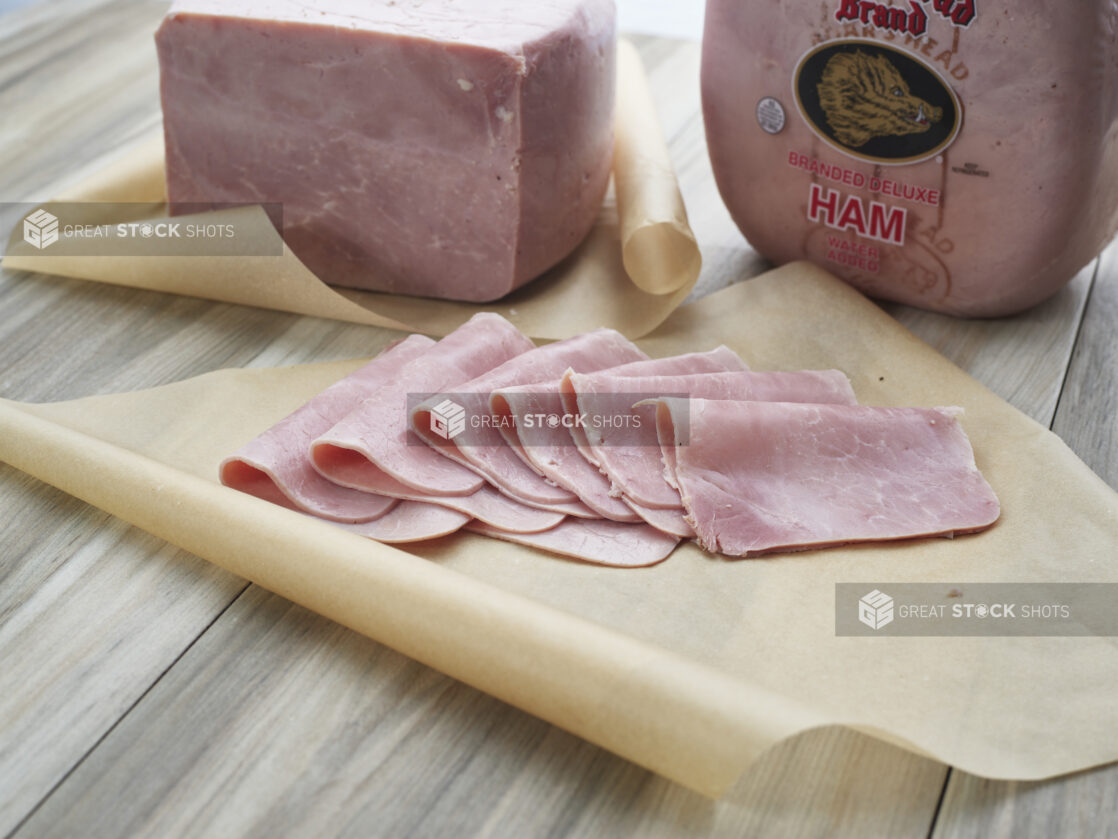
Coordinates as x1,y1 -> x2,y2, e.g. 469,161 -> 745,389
221,313 -> 1000,567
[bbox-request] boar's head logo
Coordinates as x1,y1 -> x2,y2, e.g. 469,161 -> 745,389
817,51 -> 942,148
793,40 -> 961,165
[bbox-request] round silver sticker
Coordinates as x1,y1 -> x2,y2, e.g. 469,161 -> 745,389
756,97 -> 786,134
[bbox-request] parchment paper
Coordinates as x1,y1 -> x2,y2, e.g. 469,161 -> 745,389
2,262 -> 1116,798
0,41 -> 700,340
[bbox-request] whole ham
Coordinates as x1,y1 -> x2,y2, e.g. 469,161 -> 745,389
702,0 -> 1118,315
156,0 -> 615,301
651,398 -> 1000,556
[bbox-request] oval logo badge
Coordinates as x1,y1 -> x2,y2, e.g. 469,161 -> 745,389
793,40 -> 962,165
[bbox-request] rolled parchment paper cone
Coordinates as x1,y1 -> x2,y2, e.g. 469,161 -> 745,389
2,41 -> 701,339
614,40 -> 702,296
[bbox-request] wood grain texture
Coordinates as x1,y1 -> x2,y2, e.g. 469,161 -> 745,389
0,1 -> 1115,837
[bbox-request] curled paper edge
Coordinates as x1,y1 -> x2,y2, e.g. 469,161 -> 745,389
0,395 -> 818,799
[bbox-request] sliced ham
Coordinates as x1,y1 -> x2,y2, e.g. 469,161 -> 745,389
621,497 -> 694,539
466,519 -> 679,567
487,346 -> 751,520
491,382 -> 640,521
310,446 -> 564,533
221,462 -> 469,543
313,312 -> 533,496
410,328 -> 648,510
569,369 -> 858,509
652,398 -> 1001,557
219,334 -> 433,522
559,346 -> 749,464
335,503 -> 470,544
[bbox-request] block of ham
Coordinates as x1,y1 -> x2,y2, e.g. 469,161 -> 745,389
651,398 -> 1000,556
467,520 -> 679,568
410,328 -> 648,512
566,369 -> 858,511
219,334 -> 433,522
494,347 -> 749,521
156,0 -> 615,302
701,0 -> 1118,315
313,312 -> 533,497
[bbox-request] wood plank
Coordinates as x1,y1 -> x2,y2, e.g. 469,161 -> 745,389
931,236 -> 1118,839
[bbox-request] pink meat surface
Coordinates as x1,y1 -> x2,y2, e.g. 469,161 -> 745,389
219,334 -> 433,521
466,519 -> 679,567
156,0 -> 615,301
621,498 -> 694,539
569,369 -> 857,509
558,346 -> 749,464
313,312 -> 533,496
334,503 -> 470,544
491,347 -> 749,521
311,445 -> 564,533
702,0 -> 1118,315
653,398 -> 1000,556
491,382 -> 639,521
221,460 -> 469,543
412,328 -> 647,510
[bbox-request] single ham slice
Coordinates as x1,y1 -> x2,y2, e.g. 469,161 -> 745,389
311,446 -> 564,533
559,346 -> 749,465
466,519 -> 679,567
219,334 -> 433,521
410,328 -> 647,510
221,461 -> 469,543
621,497 -> 694,539
334,503 -> 470,544
313,312 -> 533,496
569,369 -> 858,509
652,398 -> 1001,557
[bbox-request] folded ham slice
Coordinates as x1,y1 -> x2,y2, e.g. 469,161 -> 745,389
620,498 -> 694,539
334,503 -> 470,543
467,519 -> 679,567
221,458 -> 469,543
219,334 -> 433,521
410,328 -> 648,510
568,369 -> 858,509
313,312 -> 533,496
652,398 -> 1000,556
311,448 -> 565,533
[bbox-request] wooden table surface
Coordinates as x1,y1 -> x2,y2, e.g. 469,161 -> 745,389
2,1 -> 1117,837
